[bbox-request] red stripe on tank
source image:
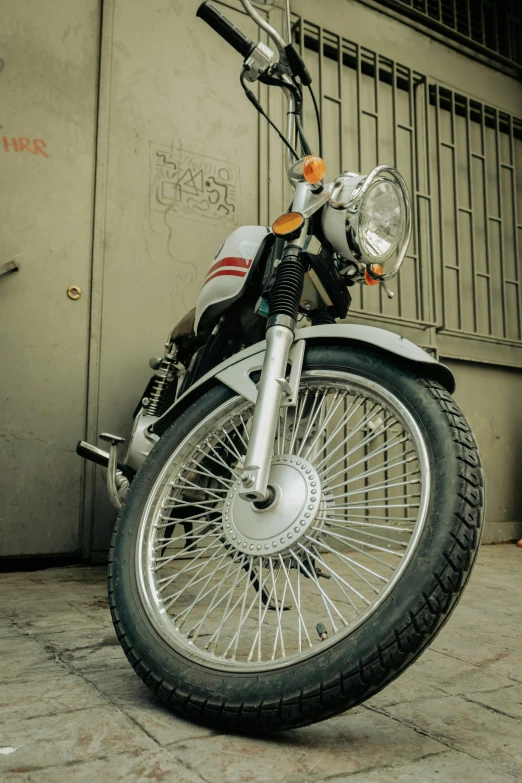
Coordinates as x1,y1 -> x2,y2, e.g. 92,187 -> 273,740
206,256 -> 252,279
205,268 -> 248,285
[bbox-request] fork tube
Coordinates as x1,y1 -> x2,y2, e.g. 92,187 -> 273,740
239,324 -> 294,502
239,224 -> 308,502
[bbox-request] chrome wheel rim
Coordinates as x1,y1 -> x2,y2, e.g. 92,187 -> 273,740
136,371 -> 430,671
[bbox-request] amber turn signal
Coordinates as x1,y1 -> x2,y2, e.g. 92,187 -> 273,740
364,264 -> 383,286
272,211 -> 305,237
302,155 -> 326,184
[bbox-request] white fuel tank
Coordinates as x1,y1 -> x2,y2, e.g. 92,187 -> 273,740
195,225 -> 269,333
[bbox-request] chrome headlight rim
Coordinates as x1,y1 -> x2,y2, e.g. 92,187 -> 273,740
328,165 -> 412,281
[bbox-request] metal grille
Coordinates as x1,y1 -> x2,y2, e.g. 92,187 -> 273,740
370,0 -> 522,74
295,21 -> 435,330
291,17 -> 522,363
432,87 -> 522,343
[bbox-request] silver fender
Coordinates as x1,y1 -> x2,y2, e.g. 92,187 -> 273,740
153,324 -> 454,437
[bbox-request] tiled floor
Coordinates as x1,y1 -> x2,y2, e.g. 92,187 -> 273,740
0,544 -> 521,782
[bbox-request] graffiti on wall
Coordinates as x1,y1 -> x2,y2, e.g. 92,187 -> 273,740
2,137 -> 49,157
149,143 -> 239,227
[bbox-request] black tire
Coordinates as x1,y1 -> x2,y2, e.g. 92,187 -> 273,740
108,344 -> 484,732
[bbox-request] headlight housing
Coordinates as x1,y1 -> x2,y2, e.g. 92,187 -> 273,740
322,165 -> 411,280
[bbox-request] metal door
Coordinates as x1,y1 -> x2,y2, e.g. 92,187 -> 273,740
0,1 -> 100,556
85,0 -> 279,558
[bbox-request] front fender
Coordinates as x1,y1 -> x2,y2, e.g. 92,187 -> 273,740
153,324 -> 454,437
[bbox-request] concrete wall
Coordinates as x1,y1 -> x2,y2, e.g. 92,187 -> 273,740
449,359 -> 522,542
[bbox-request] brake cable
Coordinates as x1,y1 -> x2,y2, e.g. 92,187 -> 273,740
307,83 -> 323,159
295,113 -> 312,157
240,67 -> 299,160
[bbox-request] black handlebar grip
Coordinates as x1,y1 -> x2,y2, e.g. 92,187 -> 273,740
196,1 -> 255,59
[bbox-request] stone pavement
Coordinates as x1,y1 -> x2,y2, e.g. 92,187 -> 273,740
0,544 -> 521,782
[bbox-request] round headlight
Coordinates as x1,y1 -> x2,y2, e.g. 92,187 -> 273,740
322,165 -> 411,280
359,179 -> 405,261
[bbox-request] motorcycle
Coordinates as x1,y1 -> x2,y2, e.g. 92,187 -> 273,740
77,0 -> 484,731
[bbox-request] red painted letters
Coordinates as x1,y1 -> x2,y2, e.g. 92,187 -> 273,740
2,136 -> 50,158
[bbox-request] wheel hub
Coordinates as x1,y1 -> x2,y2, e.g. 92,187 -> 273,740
222,455 -> 322,555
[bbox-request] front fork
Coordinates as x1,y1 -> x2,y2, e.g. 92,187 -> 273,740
239,224 -> 308,502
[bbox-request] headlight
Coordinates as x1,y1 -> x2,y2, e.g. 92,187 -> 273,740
322,165 -> 411,280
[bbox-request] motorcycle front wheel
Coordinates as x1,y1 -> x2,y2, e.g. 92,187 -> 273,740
108,343 -> 484,731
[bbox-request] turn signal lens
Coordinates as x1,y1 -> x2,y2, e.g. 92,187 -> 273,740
272,211 -> 305,237
303,155 -> 326,184
364,264 -> 383,286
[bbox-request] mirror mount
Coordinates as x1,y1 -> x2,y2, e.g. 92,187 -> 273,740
239,0 -> 287,58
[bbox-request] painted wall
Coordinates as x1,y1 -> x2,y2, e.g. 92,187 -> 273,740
449,359 -> 522,542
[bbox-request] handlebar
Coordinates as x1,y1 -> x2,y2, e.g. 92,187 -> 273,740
196,1 -> 255,59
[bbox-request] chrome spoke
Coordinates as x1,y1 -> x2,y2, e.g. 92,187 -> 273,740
247,563 -> 278,662
302,534 -> 378,594
172,552 -> 232,626
279,555 -> 313,650
155,508 -> 218,529
315,516 -> 415,534
155,537 -> 220,570
186,553 -> 241,644
186,461 -> 234,488
322,434 -> 410,484
308,529 -> 392,584
153,520 -> 214,553
288,389 -> 309,455
301,390 -> 343,460
270,558 -> 286,659
306,532 -> 384,590
296,390 -> 327,456
303,544 -> 366,611
330,476 -> 420,499
205,558 -> 249,653
325,451 -> 416,491
224,557 -> 256,659
313,399 -> 378,470
163,549 -> 229,612
170,480 -> 228,501
291,546 -> 346,631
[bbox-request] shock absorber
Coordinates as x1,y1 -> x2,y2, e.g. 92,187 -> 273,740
144,341 -> 179,417
240,236 -> 308,502
268,244 -> 306,329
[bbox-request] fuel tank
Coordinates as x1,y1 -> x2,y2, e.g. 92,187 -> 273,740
195,225 -> 269,333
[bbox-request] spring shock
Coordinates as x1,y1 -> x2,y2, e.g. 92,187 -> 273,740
268,244 -> 306,328
145,342 -> 179,417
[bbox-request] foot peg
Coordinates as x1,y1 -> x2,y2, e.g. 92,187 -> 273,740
99,433 -> 126,510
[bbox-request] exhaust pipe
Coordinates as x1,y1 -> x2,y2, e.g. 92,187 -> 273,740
76,441 -> 135,481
